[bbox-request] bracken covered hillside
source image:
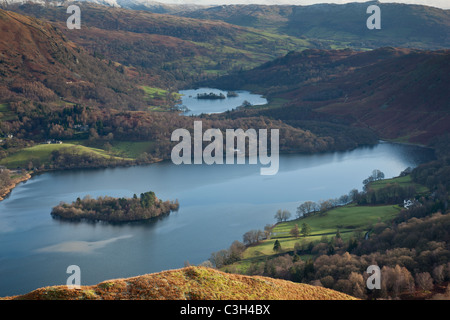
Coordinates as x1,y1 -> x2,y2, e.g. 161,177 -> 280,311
211,47 -> 450,145
0,8 -> 147,109
2,266 -> 357,300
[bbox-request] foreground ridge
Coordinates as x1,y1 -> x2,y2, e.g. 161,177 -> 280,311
2,266 -> 357,300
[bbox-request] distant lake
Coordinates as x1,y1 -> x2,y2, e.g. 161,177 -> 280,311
178,88 -> 267,116
0,142 -> 435,296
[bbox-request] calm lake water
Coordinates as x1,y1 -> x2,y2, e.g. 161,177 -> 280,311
0,142 -> 434,296
178,88 -> 267,116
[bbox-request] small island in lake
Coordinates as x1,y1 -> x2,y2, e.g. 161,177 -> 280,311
196,92 -> 226,100
227,91 -> 239,98
51,191 -> 179,223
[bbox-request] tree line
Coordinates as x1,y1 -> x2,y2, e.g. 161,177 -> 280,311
1,101 -> 364,169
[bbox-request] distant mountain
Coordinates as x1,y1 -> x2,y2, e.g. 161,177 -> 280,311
177,2 -> 450,50
112,0 -> 208,13
1,266 -> 357,300
0,0 -> 208,13
210,47 -> 450,144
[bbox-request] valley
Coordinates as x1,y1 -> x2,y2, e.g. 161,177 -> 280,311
0,0 -> 449,302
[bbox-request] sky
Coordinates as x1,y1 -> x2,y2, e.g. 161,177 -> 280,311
156,0 -> 450,9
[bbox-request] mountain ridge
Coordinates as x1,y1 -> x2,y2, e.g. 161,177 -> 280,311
177,2 -> 450,50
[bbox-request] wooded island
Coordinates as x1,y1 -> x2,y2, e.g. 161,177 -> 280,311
51,191 -> 179,222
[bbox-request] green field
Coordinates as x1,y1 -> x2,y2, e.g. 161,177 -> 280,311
140,86 -> 182,112
368,174 -> 428,195
0,143 -> 131,168
140,86 -> 181,100
140,86 -> 169,98
0,103 -> 17,121
109,141 -> 155,158
66,140 -> 155,159
225,203 -> 401,273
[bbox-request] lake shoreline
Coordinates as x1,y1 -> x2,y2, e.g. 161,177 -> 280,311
0,140 -> 435,203
0,141 -> 436,297
0,157 -> 165,203
0,172 -> 32,202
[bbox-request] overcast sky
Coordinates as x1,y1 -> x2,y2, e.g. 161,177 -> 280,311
157,1 -> 450,9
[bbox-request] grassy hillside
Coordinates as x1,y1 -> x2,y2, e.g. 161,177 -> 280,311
223,172 -> 431,273
1,266 -> 357,300
0,143 -> 131,168
229,203 -> 401,273
0,8 -> 148,109
368,174 -> 429,195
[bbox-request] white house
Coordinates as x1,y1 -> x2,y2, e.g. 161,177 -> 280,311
404,199 -> 420,209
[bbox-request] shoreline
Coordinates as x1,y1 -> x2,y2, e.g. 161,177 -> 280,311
0,140 -> 435,203
0,172 -> 32,201
0,157 -> 165,203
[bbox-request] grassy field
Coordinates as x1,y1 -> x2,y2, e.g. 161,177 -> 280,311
368,174 -> 429,195
0,143 -> 131,168
225,203 -> 402,273
141,86 -> 181,107
66,139 -> 155,159
0,103 -> 17,121
140,86 -> 170,99
140,86 -> 183,112
109,141 -> 155,158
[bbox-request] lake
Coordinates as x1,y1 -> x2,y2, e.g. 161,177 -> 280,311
0,141 -> 435,296
178,88 -> 268,116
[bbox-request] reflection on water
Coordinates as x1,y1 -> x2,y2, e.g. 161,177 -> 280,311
0,142 -> 434,296
36,235 -> 134,254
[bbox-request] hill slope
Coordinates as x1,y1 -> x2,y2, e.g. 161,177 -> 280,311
0,8 -> 147,109
178,2 -> 450,50
2,266 -> 357,300
210,47 -> 450,145
4,2 -> 315,88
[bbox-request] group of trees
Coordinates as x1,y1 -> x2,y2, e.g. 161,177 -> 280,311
362,169 -> 385,187
274,209 -> 291,222
2,98 -> 359,170
295,191 -> 356,219
294,169 -> 424,217
242,229 -> 268,246
411,158 -> 450,192
236,209 -> 450,299
287,223 -> 312,240
51,192 -> 179,223
196,92 -> 226,100
209,240 -> 247,269
0,169 -> 11,189
0,136 -> 32,161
